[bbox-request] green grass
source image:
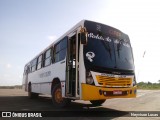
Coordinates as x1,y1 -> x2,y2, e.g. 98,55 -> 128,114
137,82 -> 160,90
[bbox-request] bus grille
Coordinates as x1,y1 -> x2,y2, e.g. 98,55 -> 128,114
96,75 -> 132,87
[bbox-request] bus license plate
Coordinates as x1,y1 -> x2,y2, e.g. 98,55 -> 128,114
113,90 -> 122,95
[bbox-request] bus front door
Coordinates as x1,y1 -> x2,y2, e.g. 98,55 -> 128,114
66,33 -> 78,97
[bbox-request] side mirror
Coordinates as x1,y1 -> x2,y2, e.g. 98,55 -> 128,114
80,32 -> 88,45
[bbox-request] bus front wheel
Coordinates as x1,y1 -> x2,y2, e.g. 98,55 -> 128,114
51,84 -> 70,108
90,99 -> 106,106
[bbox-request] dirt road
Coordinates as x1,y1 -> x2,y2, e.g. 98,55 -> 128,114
0,89 -> 159,119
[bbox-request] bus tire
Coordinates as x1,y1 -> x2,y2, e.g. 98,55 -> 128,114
28,84 -> 39,99
90,99 -> 106,106
51,84 -> 70,108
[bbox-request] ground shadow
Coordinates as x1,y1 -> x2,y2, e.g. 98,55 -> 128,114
0,95 -> 129,118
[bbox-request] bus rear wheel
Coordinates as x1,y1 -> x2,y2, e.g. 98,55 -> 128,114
28,84 -> 39,99
51,84 -> 70,108
90,100 -> 106,106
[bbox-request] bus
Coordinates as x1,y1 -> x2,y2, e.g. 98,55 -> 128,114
22,20 -> 137,107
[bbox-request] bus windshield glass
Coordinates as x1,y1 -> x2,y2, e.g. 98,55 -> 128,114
83,21 -> 134,71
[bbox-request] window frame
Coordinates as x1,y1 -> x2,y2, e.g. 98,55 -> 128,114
37,54 -> 43,70
53,37 -> 67,63
31,58 -> 37,72
44,48 -> 52,67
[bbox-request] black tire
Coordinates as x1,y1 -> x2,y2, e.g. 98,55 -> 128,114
28,84 -> 39,99
51,84 -> 71,108
90,99 -> 106,106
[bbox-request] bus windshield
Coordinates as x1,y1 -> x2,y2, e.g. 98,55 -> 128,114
83,21 -> 134,71
83,37 -> 134,71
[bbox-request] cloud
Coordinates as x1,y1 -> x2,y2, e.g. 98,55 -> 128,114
47,35 -> 58,42
6,63 -> 12,68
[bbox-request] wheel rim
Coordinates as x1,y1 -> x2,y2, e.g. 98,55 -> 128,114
54,88 -> 63,103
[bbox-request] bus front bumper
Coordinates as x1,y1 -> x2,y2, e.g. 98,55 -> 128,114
81,83 -> 137,100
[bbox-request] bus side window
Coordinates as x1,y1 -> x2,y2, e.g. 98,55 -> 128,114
54,43 -> 60,63
31,58 -> 37,72
37,55 -> 42,70
44,48 -> 52,67
54,38 -> 67,63
25,65 -> 30,74
59,38 -> 67,61
27,65 -> 30,73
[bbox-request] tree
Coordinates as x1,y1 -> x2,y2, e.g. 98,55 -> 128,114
147,82 -> 152,85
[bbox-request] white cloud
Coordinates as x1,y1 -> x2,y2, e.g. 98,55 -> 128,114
6,63 -> 12,68
47,35 -> 58,42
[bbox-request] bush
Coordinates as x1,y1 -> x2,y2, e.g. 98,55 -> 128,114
137,82 -> 160,90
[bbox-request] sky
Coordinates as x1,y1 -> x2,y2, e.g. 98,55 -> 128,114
0,0 -> 160,86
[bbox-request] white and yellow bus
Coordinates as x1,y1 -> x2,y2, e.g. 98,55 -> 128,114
22,20 -> 137,107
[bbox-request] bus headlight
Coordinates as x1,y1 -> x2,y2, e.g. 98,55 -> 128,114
86,72 -> 94,85
86,77 -> 94,84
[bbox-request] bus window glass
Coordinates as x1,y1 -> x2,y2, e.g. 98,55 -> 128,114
54,38 -> 67,62
59,49 -> 66,61
55,44 -> 60,53
60,39 -> 67,50
31,58 -> 37,72
37,55 -> 42,70
45,49 -> 51,58
44,49 -> 51,67
45,57 -> 51,66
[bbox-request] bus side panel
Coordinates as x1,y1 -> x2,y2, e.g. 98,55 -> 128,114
40,83 -> 51,95
31,83 -> 41,93
27,59 -> 66,95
